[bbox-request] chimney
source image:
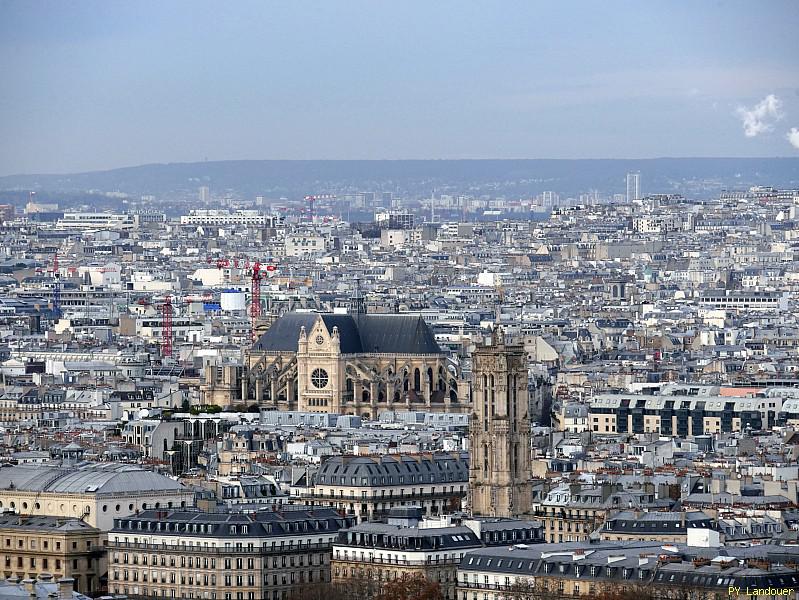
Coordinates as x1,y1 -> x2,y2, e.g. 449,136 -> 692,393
22,578 -> 36,599
58,577 -> 74,599
601,482 -> 614,502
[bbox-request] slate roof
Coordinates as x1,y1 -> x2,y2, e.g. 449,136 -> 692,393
0,462 -> 184,494
112,507 -> 352,538
253,312 -> 442,354
459,541 -> 799,590
0,514 -> 98,532
336,522 -> 482,551
316,452 -> 468,487
604,510 -> 714,533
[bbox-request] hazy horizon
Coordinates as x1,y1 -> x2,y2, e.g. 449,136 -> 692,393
1,0 -> 798,176
6,155 -> 799,179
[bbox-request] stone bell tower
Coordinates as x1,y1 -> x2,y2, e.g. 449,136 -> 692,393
469,329 -> 533,517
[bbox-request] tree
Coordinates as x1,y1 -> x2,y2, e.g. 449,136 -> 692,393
499,578 -> 561,600
286,574 -> 379,600
377,573 -> 443,600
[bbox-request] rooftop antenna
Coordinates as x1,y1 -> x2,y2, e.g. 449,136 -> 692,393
351,277 -> 366,316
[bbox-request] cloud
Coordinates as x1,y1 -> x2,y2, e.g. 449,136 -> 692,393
788,128 -> 799,150
736,94 -> 783,137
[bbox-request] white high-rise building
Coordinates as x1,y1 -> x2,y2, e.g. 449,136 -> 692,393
199,185 -> 210,203
626,172 -> 641,202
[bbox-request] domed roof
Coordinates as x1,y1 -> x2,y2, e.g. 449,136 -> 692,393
0,462 -> 184,495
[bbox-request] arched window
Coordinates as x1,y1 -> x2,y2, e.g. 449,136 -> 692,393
413,369 -> 421,391
489,375 -> 495,414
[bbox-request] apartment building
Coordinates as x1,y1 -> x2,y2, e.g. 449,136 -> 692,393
599,510 -> 715,543
332,511 -> 482,600
0,514 -> 104,596
297,453 -> 468,522
56,212 -> 135,230
108,507 -> 355,600
588,394 -> 782,435
533,482 -> 661,544
456,542 -> 799,600
332,510 -> 544,600
179,210 -> 283,227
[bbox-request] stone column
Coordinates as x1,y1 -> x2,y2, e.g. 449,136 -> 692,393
354,380 -> 363,411
254,377 -> 263,404
370,381 -> 378,414
287,377 -> 295,409
386,380 -> 395,408
425,366 -> 432,408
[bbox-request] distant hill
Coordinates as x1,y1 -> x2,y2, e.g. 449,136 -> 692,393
2,158 -> 799,199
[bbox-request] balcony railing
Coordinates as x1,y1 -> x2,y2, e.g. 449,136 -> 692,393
334,556 -> 462,566
301,491 -> 466,502
109,540 -> 333,556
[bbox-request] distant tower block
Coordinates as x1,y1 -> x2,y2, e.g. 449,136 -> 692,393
626,172 -> 641,203
469,330 -> 533,517
161,296 -> 173,358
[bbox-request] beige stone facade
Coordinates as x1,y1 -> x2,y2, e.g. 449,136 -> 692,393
468,333 -> 533,518
0,514 -> 104,596
204,312 -> 469,418
108,507 -> 355,600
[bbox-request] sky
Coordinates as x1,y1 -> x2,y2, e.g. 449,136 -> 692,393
1,0 -> 798,175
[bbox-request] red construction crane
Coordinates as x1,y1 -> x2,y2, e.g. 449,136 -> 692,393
304,194 -> 336,222
250,262 -> 278,342
209,256 -> 250,270
161,295 -> 173,358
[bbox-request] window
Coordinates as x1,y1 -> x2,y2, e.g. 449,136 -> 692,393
311,369 -> 329,389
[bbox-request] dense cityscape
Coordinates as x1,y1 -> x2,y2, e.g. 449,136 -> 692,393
3,1 -> 799,599
0,174 -> 797,599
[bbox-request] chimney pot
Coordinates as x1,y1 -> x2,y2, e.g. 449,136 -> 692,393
57,577 -> 75,600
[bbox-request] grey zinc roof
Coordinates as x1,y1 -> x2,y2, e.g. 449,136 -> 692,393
336,522 -> 483,551
253,312 -> 442,354
112,507 -> 352,538
458,541 -> 799,591
356,314 -> 441,354
0,580 -> 91,599
317,452 -> 468,486
0,514 -> 98,532
0,463 -> 184,494
253,313 -> 318,352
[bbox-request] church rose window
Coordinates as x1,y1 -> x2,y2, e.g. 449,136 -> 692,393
311,368 -> 329,389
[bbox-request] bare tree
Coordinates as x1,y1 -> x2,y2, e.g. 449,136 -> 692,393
377,573 -> 444,600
